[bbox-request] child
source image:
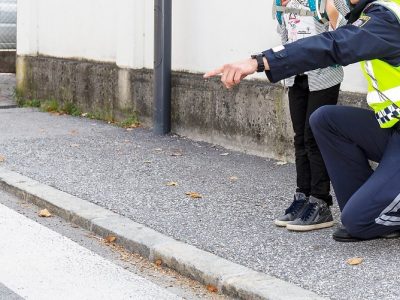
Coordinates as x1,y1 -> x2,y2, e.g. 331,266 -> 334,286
273,0 -> 350,231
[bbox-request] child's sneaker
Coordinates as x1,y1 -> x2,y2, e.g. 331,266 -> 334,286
274,192 -> 309,227
286,196 -> 334,231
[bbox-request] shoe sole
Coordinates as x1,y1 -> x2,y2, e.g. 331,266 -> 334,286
286,220 -> 334,232
333,232 -> 400,243
332,235 -> 362,242
274,219 -> 289,227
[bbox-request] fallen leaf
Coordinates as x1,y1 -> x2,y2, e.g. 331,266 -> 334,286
166,182 -> 178,187
144,160 -> 152,164
347,257 -> 363,265
206,285 -> 218,293
229,176 -> 238,182
70,144 -> 80,148
220,152 -> 230,156
154,148 -> 163,152
38,209 -> 52,217
105,235 -> 117,243
185,192 -> 202,199
0,155 -> 5,162
81,113 -> 88,117
126,128 -> 134,131
155,259 -> 162,266
276,161 -> 287,166
129,123 -> 140,128
171,152 -> 183,157
69,129 -> 78,135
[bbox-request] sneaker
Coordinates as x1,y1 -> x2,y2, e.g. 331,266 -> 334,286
274,192 -> 309,227
286,196 -> 334,231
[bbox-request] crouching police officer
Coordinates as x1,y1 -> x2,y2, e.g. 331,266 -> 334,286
205,0 -> 400,242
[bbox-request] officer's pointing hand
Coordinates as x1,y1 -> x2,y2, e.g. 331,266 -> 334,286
203,58 -> 258,89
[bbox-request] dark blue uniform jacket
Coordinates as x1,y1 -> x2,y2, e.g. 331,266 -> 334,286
263,2 -> 400,83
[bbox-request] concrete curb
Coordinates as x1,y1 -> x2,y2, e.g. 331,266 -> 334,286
0,167 -> 328,300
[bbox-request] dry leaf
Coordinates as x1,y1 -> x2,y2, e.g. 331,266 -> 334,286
126,128 -> 134,131
185,192 -> 202,199
166,182 -> 178,187
81,113 -> 88,117
0,155 -> 5,162
171,152 -> 183,157
105,235 -> 117,243
347,257 -> 363,265
144,160 -> 152,164
69,129 -> 78,135
154,148 -> 163,152
206,285 -> 218,293
70,144 -> 80,148
220,152 -> 230,156
276,161 -> 287,166
229,176 -> 238,182
38,209 -> 52,218
129,123 -> 140,128
155,259 -> 162,266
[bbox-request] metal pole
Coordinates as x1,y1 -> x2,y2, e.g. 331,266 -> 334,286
153,0 -> 172,135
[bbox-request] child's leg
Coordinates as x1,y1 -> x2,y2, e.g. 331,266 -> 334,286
306,84 -> 340,205
288,75 -> 311,196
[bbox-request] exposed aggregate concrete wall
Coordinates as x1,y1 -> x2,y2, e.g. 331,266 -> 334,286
16,55 -> 368,161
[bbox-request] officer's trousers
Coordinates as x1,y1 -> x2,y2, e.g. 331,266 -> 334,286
310,105 -> 400,239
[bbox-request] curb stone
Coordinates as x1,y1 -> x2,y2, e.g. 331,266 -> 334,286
0,167 -> 328,300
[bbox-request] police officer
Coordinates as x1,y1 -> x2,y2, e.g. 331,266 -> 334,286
205,0 -> 400,242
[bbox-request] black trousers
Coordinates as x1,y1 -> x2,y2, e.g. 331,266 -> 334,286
288,75 -> 340,205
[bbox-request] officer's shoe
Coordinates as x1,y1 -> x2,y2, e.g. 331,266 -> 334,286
333,225 -> 400,242
286,196 -> 334,231
274,192 -> 309,227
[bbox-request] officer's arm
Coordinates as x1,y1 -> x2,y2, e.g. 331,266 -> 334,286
264,5 -> 400,83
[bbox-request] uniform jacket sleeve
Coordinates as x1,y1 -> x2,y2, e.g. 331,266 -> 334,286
263,5 -> 400,83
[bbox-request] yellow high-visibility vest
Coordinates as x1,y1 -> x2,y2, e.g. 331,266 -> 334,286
360,0 -> 400,128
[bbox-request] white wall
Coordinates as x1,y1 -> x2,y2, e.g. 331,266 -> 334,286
16,0 -> 367,93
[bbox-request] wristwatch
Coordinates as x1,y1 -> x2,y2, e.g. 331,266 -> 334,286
251,53 -> 265,73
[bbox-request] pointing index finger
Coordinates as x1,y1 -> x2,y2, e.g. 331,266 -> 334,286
203,66 -> 224,79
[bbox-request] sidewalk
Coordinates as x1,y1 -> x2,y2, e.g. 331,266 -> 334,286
0,77 -> 399,300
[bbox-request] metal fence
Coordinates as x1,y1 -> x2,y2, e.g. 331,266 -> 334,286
0,0 -> 16,50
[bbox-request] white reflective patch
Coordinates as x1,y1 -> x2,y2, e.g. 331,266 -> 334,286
375,193 -> 400,226
272,45 -> 285,52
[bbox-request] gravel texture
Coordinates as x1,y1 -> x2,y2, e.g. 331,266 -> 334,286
0,75 -> 399,300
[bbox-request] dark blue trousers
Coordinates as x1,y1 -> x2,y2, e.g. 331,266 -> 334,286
310,105 -> 400,239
